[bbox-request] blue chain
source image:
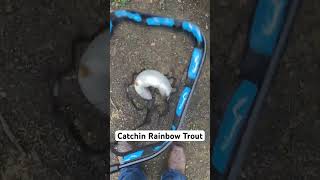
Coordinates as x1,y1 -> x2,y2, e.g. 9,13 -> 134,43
110,9 -> 206,170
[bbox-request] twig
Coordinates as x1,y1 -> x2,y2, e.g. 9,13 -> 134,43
110,97 -> 119,111
0,113 -> 26,156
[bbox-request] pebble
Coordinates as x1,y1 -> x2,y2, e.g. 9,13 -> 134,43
159,0 -> 165,10
151,42 -> 155,46
5,4 -> 14,13
0,91 -> 6,98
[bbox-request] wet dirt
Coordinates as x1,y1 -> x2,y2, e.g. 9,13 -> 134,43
0,1 -> 108,179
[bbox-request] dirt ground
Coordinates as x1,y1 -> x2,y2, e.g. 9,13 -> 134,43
0,0 -> 319,180
213,0 -> 320,179
110,0 -> 210,179
0,1 -> 108,179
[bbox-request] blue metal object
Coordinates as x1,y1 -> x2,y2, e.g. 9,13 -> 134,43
110,10 -> 206,173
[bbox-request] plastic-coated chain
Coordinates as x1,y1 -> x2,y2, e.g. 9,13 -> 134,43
110,10 -> 206,173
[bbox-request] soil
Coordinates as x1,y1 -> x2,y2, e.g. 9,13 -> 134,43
0,1 -> 108,179
110,0 -> 210,179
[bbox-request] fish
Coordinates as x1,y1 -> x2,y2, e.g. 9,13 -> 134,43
134,69 -> 173,100
78,31 -> 108,114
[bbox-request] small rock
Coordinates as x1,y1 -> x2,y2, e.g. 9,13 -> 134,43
5,4 -> 14,13
241,172 -> 247,178
0,91 -> 6,98
159,0 -> 165,10
151,42 -> 155,46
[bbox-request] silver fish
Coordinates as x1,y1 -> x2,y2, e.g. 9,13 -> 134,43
134,70 -> 173,100
78,31 -> 108,114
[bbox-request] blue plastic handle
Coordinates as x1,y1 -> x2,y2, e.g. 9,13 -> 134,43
176,87 -> 191,117
249,0 -> 289,56
187,48 -> 203,80
212,80 -> 258,173
146,17 -> 175,27
121,150 -> 144,163
182,21 -> 203,43
212,0 -> 290,174
114,10 -> 142,23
